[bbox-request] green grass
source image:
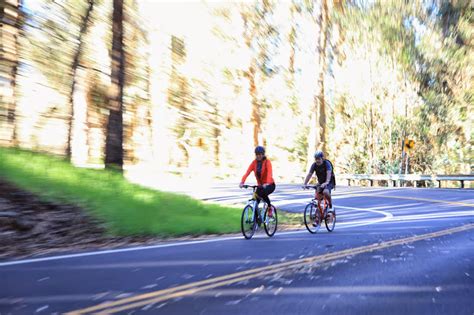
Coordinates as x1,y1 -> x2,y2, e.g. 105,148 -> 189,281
278,211 -> 304,227
0,147 -> 243,236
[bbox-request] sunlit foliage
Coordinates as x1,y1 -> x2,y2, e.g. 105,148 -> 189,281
1,0 -> 471,184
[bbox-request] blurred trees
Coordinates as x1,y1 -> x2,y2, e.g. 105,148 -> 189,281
328,0 -> 472,174
167,35 -> 191,167
0,0 -> 23,146
2,0 -> 471,181
104,0 -> 125,171
308,0 -> 329,165
23,0 -> 96,158
67,0 -> 94,158
240,0 -> 277,147
410,0 -> 472,174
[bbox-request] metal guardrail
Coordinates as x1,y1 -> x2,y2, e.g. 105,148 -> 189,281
338,174 -> 474,189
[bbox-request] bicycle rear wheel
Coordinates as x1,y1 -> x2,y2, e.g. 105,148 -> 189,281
325,210 -> 336,232
263,205 -> 278,237
304,202 -> 321,234
241,205 -> 256,239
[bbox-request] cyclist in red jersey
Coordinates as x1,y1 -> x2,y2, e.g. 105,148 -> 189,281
239,146 -> 276,217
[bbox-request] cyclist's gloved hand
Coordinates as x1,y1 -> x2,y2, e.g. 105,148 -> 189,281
263,184 -> 268,188
321,183 -> 327,189
239,183 -> 244,188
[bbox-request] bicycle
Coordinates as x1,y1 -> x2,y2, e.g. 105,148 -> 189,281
302,185 -> 336,233
240,185 -> 278,239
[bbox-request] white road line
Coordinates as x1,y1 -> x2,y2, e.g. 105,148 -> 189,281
0,185 -> 470,268
389,210 -> 474,222
360,203 -> 423,210
5,284 -> 474,304
0,236 -> 245,267
184,284 -> 472,296
337,213 -> 375,220
5,196 -> 469,268
3,284 -> 470,303
271,194 -> 417,208
272,199 -> 306,207
336,205 -> 393,227
204,188 -> 389,204
0,205 -> 397,267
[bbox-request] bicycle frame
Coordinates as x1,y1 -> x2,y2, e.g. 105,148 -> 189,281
241,184 -> 278,239
307,185 -> 329,217
244,185 -> 264,224
313,191 -> 329,217
303,184 -> 335,233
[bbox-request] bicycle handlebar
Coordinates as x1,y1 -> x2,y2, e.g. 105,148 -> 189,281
302,184 -> 321,189
242,184 -> 259,189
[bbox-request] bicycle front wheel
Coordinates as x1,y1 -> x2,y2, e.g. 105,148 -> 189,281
264,205 -> 278,237
241,205 -> 256,239
325,210 -> 336,232
304,202 -> 321,234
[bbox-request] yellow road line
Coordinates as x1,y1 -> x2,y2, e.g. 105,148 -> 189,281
67,223 -> 474,314
351,194 -> 474,208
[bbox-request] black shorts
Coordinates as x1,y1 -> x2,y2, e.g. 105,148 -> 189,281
317,183 -> 334,194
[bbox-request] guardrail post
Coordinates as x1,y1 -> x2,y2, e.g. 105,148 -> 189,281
437,180 -> 441,188
461,180 -> 464,189
369,179 -> 373,187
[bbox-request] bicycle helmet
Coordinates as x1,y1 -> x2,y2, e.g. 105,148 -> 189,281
314,150 -> 324,159
254,146 -> 265,154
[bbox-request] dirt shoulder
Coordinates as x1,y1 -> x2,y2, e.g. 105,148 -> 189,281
0,180 -> 302,260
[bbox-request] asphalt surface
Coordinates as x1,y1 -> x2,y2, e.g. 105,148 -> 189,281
0,185 -> 473,315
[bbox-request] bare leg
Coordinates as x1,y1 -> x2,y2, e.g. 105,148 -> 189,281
323,189 -> 332,208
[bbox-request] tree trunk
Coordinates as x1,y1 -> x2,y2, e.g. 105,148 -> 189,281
0,0 -> 22,146
248,60 -> 260,147
288,2 -> 297,86
241,8 -> 263,148
316,0 -> 329,154
213,103 -> 221,168
308,0 -> 329,164
105,0 -> 125,171
145,54 -> 154,158
66,0 -> 94,158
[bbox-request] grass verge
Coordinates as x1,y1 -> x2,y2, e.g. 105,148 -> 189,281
0,147 -> 243,236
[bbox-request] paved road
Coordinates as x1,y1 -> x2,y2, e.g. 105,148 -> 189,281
1,185 -> 473,314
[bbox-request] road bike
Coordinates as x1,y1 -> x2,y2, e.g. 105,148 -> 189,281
241,185 -> 278,239
302,185 -> 336,233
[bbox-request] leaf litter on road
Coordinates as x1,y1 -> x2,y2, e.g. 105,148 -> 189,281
35,305 -> 48,313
